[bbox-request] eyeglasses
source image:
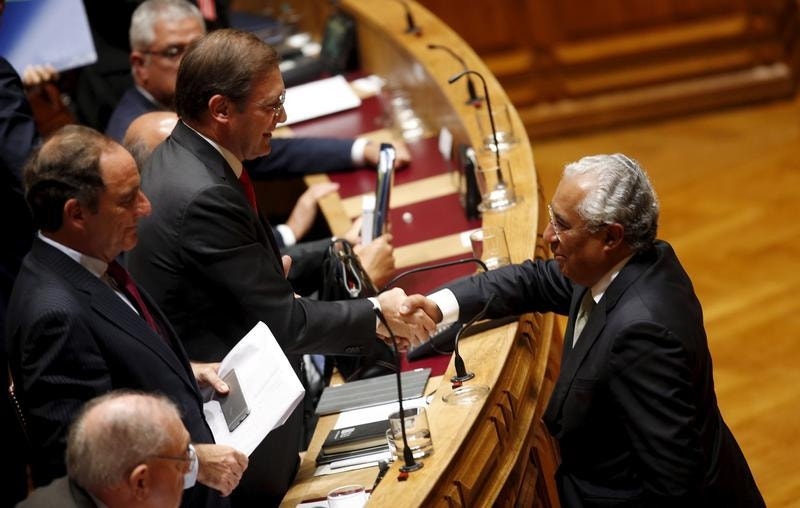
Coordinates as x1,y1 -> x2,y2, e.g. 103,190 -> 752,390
547,204 -> 566,242
152,442 -> 195,465
254,90 -> 286,117
142,44 -> 189,60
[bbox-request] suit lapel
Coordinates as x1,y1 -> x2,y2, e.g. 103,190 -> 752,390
170,121 -> 284,264
544,251 -> 654,431
31,240 -> 199,396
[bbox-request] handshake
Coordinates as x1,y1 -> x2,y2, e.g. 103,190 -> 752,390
375,288 -> 444,349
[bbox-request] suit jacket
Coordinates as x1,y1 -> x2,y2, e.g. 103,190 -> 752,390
447,241 -> 763,507
105,85 -> 356,176
5,238 -> 225,508
16,477 -> 96,508
128,121 -> 377,505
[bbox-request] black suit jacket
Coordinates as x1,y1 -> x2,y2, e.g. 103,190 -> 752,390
128,121 -> 377,505
447,241 -> 763,507
5,239 -> 224,508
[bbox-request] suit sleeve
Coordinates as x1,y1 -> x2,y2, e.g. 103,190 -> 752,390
607,320 -> 705,502
0,58 -> 40,181
178,184 -> 376,355
447,258 -> 574,320
245,137 -> 356,178
13,294 -> 112,484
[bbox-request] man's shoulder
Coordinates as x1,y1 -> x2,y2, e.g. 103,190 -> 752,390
105,87 -> 158,142
17,477 -> 95,507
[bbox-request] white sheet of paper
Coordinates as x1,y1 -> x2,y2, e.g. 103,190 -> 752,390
280,75 -> 362,126
203,321 -> 305,456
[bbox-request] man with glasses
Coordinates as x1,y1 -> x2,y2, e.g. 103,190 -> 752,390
105,0 -> 410,176
402,154 -> 764,507
7,125 -> 248,507
20,391 -> 196,508
128,28 -> 435,506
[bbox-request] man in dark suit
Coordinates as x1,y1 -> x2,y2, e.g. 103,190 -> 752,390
404,154 -> 764,507
105,0 -> 409,177
6,125 -> 247,507
20,390 -> 194,508
127,29 -> 434,506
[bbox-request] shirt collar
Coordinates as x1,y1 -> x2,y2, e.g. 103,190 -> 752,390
134,84 -> 166,111
588,254 -> 634,304
182,121 -> 243,177
38,232 -> 108,279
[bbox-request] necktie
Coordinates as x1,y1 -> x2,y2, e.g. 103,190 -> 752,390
238,169 -> 259,211
572,290 -> 595,347
106,260 -> 163,337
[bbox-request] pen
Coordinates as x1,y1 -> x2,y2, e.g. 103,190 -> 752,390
371,460 -> 390,491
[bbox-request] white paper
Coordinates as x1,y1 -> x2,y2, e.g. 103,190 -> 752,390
313,450 -> 393,477
203,321 -> 305,456
281,75 -> 362,126
333,397 -> 428,429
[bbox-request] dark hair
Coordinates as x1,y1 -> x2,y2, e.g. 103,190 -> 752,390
175,28 -> 279,122
24,125 -> 113,232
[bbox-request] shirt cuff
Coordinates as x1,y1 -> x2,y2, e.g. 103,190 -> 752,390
368,296 -> 381,329
184,443 -> 199,489
275,224 -> 297,247
351,137 -> 370,167
428,289 -> 459,325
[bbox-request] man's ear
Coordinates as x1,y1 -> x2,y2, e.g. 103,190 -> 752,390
603,223 -> 626,250
208,94 -> 230,124
128,463 -> 151,501
63,198 -> 86,231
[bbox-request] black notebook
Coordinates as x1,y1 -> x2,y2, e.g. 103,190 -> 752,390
322,419 -> 390,455
315,368 -> 431,415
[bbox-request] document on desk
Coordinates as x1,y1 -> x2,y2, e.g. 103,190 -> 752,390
203,321 -> 305,456
281,75 -> 362,125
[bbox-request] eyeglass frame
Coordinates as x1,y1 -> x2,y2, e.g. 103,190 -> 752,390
547,203 -> 609,242
253,90 -> 286,117
152,442 -> 196,465
141,43 -> 191,60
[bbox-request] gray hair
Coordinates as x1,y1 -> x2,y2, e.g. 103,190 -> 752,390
129,0 -> 204,50
563,153 -> 659,252
66,390 -> 182,490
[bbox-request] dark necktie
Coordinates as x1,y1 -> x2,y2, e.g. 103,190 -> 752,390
572,291 -> 595,347
238,169 -> 259,211
106,260 -> 163,337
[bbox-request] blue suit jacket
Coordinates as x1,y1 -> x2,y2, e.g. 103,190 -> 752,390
105,85 -> 358,176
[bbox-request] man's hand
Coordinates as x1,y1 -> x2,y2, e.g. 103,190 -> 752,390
194,444 -> 248,497
363,140 -> 412,169
401,294 -> 443,324
285,182 -> 340,241
22,64 -> 58,88
354,234 -> 395,287
376,288 -> 436,347
190,362 -> 228,396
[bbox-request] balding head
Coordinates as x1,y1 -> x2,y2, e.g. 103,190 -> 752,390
123,111 -> 179,170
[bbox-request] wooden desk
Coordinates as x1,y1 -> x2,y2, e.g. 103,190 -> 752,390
280,1 -> 563,506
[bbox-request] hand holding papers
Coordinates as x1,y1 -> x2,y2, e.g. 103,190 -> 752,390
202,321 -> 305,456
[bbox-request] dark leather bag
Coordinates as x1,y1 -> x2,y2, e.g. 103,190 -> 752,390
320,239 -> 396,381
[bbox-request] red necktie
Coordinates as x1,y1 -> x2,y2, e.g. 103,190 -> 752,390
106,260 -> 163,337
239,169 -> 259,211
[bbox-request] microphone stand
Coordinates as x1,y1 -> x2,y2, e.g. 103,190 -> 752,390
449,69 -> 517,212
451,294 -> 496,383
374,307 -> 423,473
427,44 -> 482,106
396,0 -> 421,35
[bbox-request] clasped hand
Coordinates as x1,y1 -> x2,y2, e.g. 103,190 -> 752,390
376,288 -> 440,349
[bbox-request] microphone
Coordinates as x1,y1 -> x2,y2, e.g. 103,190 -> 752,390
451,294 -> 496,384
373,307 -> 424,473
380,256 -> 487,293
448,69 -> 503,172
427,43 -> 482,106
395,0 -> 421,35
